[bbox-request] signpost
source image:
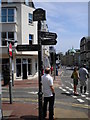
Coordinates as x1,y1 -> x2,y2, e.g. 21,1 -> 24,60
0,71 -> 2,119
16,8 -> 57,120
8,42 -> 13,104
33,8 -> 46,21
33,8 -> 45,120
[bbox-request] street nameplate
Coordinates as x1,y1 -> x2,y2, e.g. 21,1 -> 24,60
33,8 -> 46,21
39,31 -> 57,40
16,45 -> 40,51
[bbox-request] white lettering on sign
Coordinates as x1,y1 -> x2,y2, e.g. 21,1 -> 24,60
9,48 -> 12,52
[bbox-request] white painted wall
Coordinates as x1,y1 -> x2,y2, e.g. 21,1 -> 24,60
21,4 -> 38,44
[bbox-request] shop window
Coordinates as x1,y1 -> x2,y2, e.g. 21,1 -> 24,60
28,59 -> 32,75
16,59 -> 21,77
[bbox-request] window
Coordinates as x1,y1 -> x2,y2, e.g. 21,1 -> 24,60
2,32 -> 7,46
28,13 -> 33,24
1,32 -> 14,46
8,9 -> 14,22
16,59 -> 21,77
8,32 -> 14,45
29,34 -> 33,45
1,9 -> 7,22
1,8 -> 15,22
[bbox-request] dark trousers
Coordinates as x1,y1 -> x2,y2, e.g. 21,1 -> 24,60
80,86 -> 87,93
43,95 -> 55,120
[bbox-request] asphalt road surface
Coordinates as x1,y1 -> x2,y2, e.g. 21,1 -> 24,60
2,67 -> 90,119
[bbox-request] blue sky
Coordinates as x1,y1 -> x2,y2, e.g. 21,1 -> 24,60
34,2 -> 88,54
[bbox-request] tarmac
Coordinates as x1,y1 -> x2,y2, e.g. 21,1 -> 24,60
1,73 -> 90,120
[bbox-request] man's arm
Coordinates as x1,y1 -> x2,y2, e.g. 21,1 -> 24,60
50,85 -> 55,94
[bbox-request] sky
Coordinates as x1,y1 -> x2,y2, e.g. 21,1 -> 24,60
34,2 -> 88,54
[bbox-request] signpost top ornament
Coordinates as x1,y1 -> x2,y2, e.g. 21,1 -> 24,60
33,8 -> 46,21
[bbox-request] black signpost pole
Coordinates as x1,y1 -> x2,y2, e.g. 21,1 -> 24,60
38,20 -> 43,120
9,56 -> 13,104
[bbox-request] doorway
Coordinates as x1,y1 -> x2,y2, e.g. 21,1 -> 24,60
22,59 -> 27,79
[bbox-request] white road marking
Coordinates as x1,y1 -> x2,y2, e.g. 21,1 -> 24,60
59,87 -> 63,89
28,92 -> 38,94
77,99 -> 84,103
86,97 -> 90,101
66,87 -> 69,89
65,91 -> 70,94
68,88 -> 73,91
81,94 -> 86,97
72,96 -> 77,98
62,89 -> 67,92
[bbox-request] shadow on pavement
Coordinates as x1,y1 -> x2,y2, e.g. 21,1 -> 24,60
55,118 -> 90,120
61,92 -> 80,96
20,115 -> 38,120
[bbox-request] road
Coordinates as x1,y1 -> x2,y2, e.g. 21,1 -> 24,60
2,67 -> 90,119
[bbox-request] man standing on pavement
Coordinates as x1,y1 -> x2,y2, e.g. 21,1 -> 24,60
42,67 -> 55,120
79,64 -> 89,94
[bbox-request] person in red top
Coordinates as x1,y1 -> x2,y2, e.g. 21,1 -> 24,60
51,66 -> 53,74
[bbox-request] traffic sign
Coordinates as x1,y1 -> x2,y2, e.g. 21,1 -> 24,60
41,39 -> 57,45
39,31 -> 57,40
16,45 -> 40,51
33,8 -> 46,21
9,43 -> 12,57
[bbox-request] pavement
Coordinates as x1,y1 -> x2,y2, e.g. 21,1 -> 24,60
1,71 -> 90,120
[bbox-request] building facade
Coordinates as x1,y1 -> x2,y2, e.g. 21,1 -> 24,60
0,1 -> 38,80
80,37 -> 90,70
61,48 -> 80,67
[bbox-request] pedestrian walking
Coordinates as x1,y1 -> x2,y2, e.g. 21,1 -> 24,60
79,64 -> 89,94
71,67 -> 79,95
42,67 -> 55,120
51,65 -> 53,74
56,65 -> 58,76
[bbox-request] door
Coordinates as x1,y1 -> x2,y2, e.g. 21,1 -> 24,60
22,59 -> 27,79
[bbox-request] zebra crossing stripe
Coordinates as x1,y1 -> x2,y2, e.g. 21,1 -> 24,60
86,97 -> 90,100
72,96 -> 77,98
66,87 -> 69,89
77,99 -> 84,103
81,94 -> 86,97
59,87 -> 63,89
68,88 -> 73,91
65,91 -> 70,94
62,89 -> 66,92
